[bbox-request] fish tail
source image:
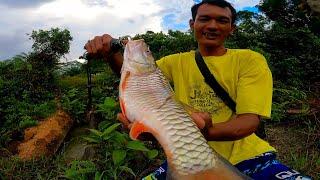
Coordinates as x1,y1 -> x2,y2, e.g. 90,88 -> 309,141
168,154 -> 251,180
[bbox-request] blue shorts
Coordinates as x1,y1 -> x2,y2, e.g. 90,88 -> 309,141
142,152 -> 312,180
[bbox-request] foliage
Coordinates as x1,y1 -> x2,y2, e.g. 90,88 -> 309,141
0,56 -> 50,146
29,28 -> 73,59
89,61 -> 120,100
65,160 -> 97,180
96,97 -> 119,121
32,100 -> 57,118
18,116 -> 38,129
228,8 -> 320,89
288,151 -> 320,179
70,97 -> 160,179
271,84 -> 309,122
60,88 -> 86,124
258,0 -> 320,35
1,2 -> 320,178
0,28 -> 72,147
267,123 -> 320,179
133,30 -> 197,60
227,10 -> 270,50
58,74 -> 88,89
0,156 -> 66,179
26,28 -> 73,103
82,121 -> 159,179
264,26 -> 319,87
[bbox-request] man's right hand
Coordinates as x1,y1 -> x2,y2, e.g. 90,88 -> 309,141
84,34 -> 114,60
84,34 -> 125,75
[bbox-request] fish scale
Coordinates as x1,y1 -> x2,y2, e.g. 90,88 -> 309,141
122,68 -> 215,175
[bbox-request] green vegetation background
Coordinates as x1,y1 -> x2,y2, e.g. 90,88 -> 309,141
0,0 -> 319,179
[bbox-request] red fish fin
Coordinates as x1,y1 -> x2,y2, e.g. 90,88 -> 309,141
129,121 -> 151,140
119,97 -> 126,118
121,71 -> 130,91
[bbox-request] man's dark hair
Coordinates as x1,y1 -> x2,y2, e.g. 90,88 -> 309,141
191,0 -> 237,24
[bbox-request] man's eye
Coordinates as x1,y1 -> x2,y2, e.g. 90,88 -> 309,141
218,19 -> 230,24
198,18 -> 209,22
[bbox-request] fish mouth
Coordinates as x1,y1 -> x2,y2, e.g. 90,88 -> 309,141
202,32 -> 220,39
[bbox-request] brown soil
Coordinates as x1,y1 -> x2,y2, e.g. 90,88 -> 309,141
17,110 -> 73,160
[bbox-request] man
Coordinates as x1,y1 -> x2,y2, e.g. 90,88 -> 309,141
85,0 -> 310,179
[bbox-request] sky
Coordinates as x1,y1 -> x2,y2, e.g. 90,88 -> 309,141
0,0 -> 260,61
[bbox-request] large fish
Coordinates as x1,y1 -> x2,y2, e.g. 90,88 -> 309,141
119,39 -> 250,179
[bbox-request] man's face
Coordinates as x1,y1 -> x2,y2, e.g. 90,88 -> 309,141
190,4 -> 235,48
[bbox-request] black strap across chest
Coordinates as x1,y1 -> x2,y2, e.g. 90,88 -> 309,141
194,50 -> 236,112
194,50 -> 267,139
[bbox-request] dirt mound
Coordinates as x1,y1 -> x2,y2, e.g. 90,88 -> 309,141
17,110 -> 73,160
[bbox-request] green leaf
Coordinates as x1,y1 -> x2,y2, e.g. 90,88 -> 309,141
98,121 -> 112,131
112,150 -> 126,165
101,123 -> 121,137
119,166 -> 136,177
94,171 -> 106,180
126,141 -> 149,152
82,137 -> 101,143
94,171 -> 101,180
147,149 -> 159,159
65,160 -> 96,179
112,131 -> 128,145
104,97 -> 117,108
88,128 -> 103,137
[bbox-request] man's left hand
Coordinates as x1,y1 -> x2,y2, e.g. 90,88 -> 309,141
190,112 -> 213,132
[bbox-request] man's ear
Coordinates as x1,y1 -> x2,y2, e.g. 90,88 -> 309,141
230,24 -> 236,35
189,19 -> 195,31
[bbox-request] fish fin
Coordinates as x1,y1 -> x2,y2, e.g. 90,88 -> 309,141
119,97 -> 127,118
121,71 -> 130,91
129,121 -> 151,140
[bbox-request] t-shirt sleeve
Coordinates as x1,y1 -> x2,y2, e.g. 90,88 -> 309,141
156,56 -> 173,81
236,52 -> 273,119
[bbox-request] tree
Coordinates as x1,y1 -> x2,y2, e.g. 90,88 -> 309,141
133,30 -> 197,60
227,10 -> 270,51
259,0 -> 320,35
258,0 -> 320,88
300,0 -> 320,15
27,28 -> 73,102
29,28 -> 72,59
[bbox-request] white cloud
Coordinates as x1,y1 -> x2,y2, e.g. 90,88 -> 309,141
228,0 -> 260,9
35,0 -> 106,20
0,0 -> 260,60
155,0 -> 195,22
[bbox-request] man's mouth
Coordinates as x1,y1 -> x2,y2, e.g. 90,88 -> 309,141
202,32 -> 220,39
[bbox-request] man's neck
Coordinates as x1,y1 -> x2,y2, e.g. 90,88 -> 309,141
198,45 -> 227,56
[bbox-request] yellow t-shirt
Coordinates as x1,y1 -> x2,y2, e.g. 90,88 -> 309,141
156,49 -> 276,165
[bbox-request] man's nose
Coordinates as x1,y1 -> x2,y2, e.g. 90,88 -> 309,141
207,20 -> 218,30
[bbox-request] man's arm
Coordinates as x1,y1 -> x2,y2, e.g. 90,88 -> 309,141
192,112 -> 260,141
108,52 -> 124,76
207,113 -> 260,141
